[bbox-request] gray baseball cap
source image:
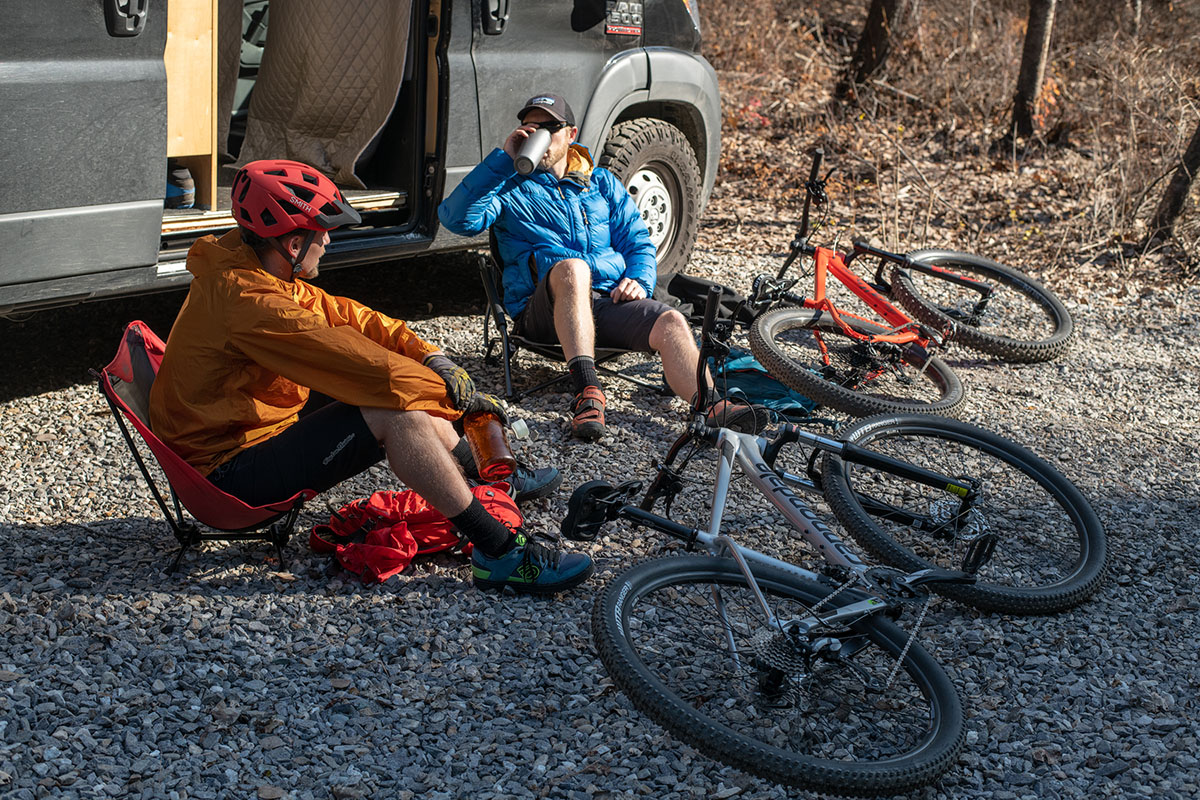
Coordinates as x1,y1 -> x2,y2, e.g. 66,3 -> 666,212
517,93 -> 576,127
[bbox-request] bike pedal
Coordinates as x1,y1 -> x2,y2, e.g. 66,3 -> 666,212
962,533 -> 999,574
561,480 -> 642,541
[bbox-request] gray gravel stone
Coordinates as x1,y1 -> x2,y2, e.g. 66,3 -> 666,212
1,216 -> 1198,800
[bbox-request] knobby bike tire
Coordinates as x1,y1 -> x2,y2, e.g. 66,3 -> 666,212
592,555 -> 965,797
749,306 -> 965,418
822,414 -> 1106,614
890,250 -> 1073,363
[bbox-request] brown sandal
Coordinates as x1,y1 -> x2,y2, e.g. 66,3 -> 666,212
571,386 -> 607,441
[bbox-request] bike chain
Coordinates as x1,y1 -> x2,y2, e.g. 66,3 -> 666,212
885,594 -> 932,689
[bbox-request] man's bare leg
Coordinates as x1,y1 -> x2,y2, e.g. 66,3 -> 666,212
360,407 -> 473,514
359,406 -> 594,591
649,308 -> 713,400
547,258 -> 595,360
546,258 -> 608,440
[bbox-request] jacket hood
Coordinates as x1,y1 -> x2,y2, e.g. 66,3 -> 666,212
564,144 -> 594,187
187,229 -> 264,279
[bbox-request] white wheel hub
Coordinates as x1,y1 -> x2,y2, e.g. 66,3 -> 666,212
626,168 -> 674,251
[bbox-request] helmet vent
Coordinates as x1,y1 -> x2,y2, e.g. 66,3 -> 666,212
260,208 -> 278,227
291,186 -> 316,203
301,172 -> 320,186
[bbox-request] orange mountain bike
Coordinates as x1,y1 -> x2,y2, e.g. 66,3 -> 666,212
745,150 -> 1073,418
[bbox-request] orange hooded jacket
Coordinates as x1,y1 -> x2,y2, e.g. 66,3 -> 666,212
149,230 -> 457,476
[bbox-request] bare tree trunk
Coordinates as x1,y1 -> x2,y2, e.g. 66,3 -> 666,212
1128,0 -> 1142,37
838,0 -> 905,98
1149,120 -> 1200,242
1011,0 -> 1057,138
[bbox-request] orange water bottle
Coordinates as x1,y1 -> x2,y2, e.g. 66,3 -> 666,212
463,411 -> 517,481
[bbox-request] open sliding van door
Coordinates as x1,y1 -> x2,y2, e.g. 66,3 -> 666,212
0,1 -> 166,312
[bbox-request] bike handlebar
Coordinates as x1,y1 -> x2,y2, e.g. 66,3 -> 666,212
797,148 -> 824,242
692,285 -> 724,413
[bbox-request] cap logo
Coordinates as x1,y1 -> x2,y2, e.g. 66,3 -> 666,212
531,96 -> 556,105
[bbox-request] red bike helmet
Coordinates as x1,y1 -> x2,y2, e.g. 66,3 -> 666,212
231,159 -> 361,238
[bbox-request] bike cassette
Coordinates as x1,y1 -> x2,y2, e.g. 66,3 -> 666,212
927,498 -> 989,542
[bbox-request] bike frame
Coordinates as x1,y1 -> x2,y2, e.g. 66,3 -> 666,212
620,425 -> 975,632
804,246 -> 927,346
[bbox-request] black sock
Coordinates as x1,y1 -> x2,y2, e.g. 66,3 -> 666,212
568,355 -> 599,395
448,498 -> 515,557
451,438 -> 479,479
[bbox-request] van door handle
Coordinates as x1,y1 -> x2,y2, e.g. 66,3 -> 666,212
105,0 -> 149,37
483,0 -> 509,35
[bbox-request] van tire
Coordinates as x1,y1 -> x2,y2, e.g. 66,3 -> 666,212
600,119 -> 702,296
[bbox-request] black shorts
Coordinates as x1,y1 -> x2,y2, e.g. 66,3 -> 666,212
209,393 -> 385,507
516,273 -> 674,352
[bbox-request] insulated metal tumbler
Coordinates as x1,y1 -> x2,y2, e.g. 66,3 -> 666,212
514,128 -> 552,175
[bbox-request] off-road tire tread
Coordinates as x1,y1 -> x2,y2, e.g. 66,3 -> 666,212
592,556 -> 966,796
600,118 -> 702,288
749,306 -> 965,418
822,414 -> 1107,614
890,251 -> 1073,363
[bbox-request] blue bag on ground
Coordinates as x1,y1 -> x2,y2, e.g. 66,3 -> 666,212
709,347 -> 817,419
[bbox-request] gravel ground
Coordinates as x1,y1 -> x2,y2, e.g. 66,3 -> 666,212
1,222 -> 1198,800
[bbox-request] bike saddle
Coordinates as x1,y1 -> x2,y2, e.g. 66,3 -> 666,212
561,480 -> 642,541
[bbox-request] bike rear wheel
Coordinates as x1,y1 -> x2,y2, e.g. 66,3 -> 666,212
890,250 -> 1073,363
592,555 -> 965,797
822,414 -> 1106,614
749,306 -> 965,417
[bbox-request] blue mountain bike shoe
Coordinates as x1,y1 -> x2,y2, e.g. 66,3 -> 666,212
507,464 -> 563,503
472,530 -> 593,594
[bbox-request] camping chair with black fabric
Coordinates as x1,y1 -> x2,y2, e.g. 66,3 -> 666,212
478,228 -> 664,400
93,320 -> 313,574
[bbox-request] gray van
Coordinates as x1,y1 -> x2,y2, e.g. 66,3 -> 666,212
0,0 -> 719,317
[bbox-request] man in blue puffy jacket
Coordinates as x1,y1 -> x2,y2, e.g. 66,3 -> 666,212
438,93 -> 708,441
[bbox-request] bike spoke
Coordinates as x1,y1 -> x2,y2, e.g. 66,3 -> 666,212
909,266 -> 1056,343
776,325 -> 947,407
848,433 -> 1084,589
622,577 -> 939,763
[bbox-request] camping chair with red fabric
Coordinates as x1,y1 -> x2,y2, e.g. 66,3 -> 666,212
92,321 -> 316,574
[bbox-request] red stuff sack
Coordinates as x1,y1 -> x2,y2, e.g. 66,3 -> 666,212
309,483 -> 521,583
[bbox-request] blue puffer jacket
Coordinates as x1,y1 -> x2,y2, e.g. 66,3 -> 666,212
438,144 -> 658,318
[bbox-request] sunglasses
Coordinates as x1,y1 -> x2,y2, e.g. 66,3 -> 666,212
527,119 -> 571,133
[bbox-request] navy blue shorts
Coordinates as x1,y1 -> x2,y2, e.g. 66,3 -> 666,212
209,393 -> 385,507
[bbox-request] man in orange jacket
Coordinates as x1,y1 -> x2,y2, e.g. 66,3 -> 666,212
150,159 -> 592,594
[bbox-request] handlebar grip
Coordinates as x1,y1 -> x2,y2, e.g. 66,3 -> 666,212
701,284 -> 722,341
808,148 -> 824,183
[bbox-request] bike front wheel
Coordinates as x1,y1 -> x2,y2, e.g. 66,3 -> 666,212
749,306 -> 965,417
823,414 -> 1106,614
890,250 -> 1073,363
592,555 -> 965,797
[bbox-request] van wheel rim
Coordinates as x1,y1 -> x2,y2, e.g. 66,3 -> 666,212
627,167 -> 675,252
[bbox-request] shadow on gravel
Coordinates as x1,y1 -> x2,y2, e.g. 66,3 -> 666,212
0,253 -> 485,403
1,517 -> 482,596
